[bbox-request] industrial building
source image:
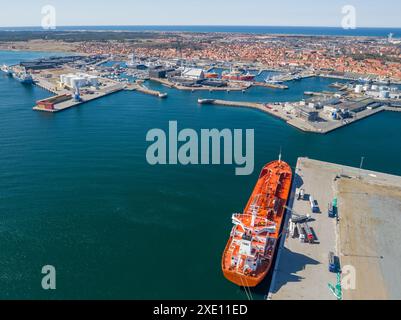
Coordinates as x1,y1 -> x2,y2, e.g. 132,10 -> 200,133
181,68 -> 205,80
59,73 -> 99,89
354,83 -> 401,100
36,94 -> 72,111
296,107 -> 319,121
341,98 -> 377,113
149,66 -> 176,79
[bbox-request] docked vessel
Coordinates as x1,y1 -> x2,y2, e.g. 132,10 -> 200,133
13,71 -> 34,84
222,70 -> 255,82
222,158 -> 292,287
204,72 -> 219,79
265,75 -> 283,84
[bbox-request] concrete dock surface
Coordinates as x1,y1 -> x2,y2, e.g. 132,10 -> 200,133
149,77 -> 250,91
268,157 -> 401,300
33,81 -> 125,112
338,175 -> 401,299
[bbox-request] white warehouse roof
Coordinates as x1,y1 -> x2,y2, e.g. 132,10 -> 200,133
181,68 -> 204,79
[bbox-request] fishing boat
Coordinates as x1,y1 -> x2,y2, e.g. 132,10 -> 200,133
222,157 -> 292,287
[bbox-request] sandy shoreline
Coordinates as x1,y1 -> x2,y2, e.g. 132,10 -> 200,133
0,40 -> 83,54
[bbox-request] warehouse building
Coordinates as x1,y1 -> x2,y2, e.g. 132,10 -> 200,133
149,67 -> 176,79
181,68 -> 205,80
296,107 -> 319,122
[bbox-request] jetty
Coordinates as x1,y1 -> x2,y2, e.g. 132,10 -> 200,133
268,157 -> 401,300
126,81 -> 168,98
34,77 -> 64,95
198,98 -> 291,121
33,82 -> 125,113
149,77 -> 250,92
198,98 -> 400,134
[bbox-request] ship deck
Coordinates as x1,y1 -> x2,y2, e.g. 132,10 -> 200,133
222,161 -> 292,287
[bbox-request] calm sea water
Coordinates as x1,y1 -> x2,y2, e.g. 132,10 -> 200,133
1,26 -> 401,37
1,51 -> 401,299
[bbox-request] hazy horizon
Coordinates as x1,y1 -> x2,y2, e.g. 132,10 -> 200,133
1,24 -> 401,29
1,0 -> 400,28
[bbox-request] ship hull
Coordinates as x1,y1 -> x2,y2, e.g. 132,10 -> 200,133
205,72 -> 219,79
222,75 -> 255,81
14,76 -> 34,84
17,79 -> 34,84
221,160 -> 292,287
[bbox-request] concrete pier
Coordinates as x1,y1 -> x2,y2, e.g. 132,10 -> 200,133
126,81 -> 168,98
149,77 -> 250,91
34,77 -> 66,95
268,157 -> 401,300
199,99 -> 399,134
33,82 -> 125,113
199,99 -> 291,122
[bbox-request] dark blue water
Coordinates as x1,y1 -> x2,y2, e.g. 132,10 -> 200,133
147,76 -> 348,103
1,26 -> 400,37
1,50 -> 401,299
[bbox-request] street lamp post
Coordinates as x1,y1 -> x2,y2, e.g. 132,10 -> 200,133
358,156 -> 365,179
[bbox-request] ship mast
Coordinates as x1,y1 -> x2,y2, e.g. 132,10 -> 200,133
278,147 -> 282,163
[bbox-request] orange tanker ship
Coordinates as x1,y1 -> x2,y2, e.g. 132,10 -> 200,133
222,159 -> 292,287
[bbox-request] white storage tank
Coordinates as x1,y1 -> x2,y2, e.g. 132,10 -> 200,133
71,76 -> 87,89
355,84 -> 363,93
87,75 -> 99,86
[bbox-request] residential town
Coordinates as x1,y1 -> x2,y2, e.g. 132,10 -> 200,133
68,32 -> 401,80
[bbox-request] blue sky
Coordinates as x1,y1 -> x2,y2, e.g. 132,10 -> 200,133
1,0 -> 400,27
